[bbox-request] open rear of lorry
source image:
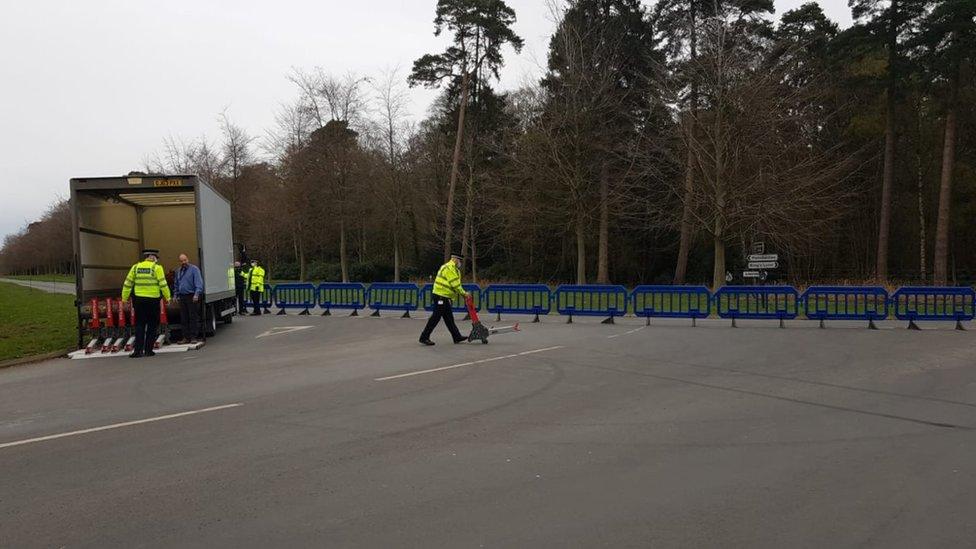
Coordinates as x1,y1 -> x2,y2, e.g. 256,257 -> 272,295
70,174 -> 238,348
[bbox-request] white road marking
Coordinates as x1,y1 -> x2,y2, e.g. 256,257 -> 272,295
0,403 -> 243,450
375,346 -> 564,381
607,326 -> 646,338
256,326 -> 314,338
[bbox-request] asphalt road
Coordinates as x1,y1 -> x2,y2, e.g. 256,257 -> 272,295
0,277 -> 74,294
1,312 -> 975,548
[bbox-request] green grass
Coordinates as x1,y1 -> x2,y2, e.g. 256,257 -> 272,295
0,282 -> 76,362
4,273 -> 75,284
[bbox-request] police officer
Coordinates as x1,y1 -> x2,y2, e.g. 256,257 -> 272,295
122,248 -> 172,358
247,259 -> 266,316
419,253 -> 470,346
233,261 -> 248,314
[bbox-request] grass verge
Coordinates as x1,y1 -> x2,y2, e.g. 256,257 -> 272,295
0,282 -> 76,362
3,274 -> 75,284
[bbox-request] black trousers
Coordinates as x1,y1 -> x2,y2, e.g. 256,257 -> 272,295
177,294 -> 200,340
236,286 -> 246,313
251,290 -> 262,315
420,297 -> 464,342
133,296 -> 161,354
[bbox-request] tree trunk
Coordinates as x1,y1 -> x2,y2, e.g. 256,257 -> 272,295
339,219 -> 349,283
712,223 -> 725,290
360,216 -> 366,264
933,103 -> 956,285
675,142 -> 694,284
876,1 -> 898,281
471,228 -> 478,285
576,213 -> 586,284
443,69 -> 471,262
460,171 -> 473,272
916,138 -> 926,282
597,163 -> 609,284
393,227 -> 401,283
298,238 -> 306,282
674,8 -> 698,285
407,204 -> 421,265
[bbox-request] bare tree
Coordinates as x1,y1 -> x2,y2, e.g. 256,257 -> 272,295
369,67 -> 412,281
656,15 -> 863,288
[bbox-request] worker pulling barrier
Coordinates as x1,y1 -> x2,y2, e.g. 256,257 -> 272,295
464,293 -> 520,344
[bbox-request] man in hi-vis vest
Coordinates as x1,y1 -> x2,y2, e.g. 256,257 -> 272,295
121,248 -> 172,358
247,259 -> 266,316
419,253 -> 470,346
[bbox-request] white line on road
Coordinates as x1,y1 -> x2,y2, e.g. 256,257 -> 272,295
607,326 -> 646,339
375,346 -> 564,381
256,326 -> 314,338
0,403 -> 243,450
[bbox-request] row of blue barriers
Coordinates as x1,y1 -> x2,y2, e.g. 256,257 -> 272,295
245,284 -> 976,329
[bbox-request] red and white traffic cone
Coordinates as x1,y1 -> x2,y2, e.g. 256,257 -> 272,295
155,299 -> 169,349
85,297 -> 101,354
110,297 -> 126,352
124,300 -> 136,352
101,298 -> 116,353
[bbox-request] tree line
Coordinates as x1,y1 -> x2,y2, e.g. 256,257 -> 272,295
3,0 -> 974,289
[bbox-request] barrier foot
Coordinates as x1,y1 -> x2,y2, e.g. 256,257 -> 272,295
350,309 -> 359,317
496,312 -> 501,322
907,319 -> 921,331
779,318 -> 785,329
819,319 -> 825,329
401,310 -> 411,319
276,309 -> 287,316
263,307 -> 272,314
601,316 -> 615,325
371,310 -> 381,317
868,318 -> 878,330
566,314 -> 573,324
691,317 -> 696,328
533,313 -> 540,323
321,308 -> 331,316
85,338 -> 99,354
956,319 -> 966,331
300,308 -> 310,315
731,317 -> 737,328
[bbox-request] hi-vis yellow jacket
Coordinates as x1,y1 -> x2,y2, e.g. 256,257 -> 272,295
248,265 -> 266,292
122,260 -> 171,301
433,261 -> 464,301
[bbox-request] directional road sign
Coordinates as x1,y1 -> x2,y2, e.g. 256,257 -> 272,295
747,254 -> 778,262
743,270 -> 761,278
748,261 -> 778,269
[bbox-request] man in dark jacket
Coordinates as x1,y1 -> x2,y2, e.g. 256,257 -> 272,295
234,261 -> 248,314
174,253 -> 204,344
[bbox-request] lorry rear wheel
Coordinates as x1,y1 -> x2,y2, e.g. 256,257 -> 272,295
204,305 -> 217,337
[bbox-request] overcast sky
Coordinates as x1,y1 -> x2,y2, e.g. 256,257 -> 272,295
0,0 -> 853,241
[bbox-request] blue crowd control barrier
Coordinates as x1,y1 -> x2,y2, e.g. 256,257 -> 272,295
891,286 -> 975,330
318,283 -> 366,316
420,284 -> 481,315
366,283 -> 420,318
243,285 -> 273,314
632,285 -> 711,326
713,286 -> 800,328
554,285 -> 629,324
483,284 -> 552,322
273,283 -> 317,315
801,286 -> 888,329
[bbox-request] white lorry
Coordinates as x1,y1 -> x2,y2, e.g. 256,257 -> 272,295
70,174 -> 239,350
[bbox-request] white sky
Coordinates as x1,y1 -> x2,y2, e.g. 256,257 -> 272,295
0,0 -> 852,241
